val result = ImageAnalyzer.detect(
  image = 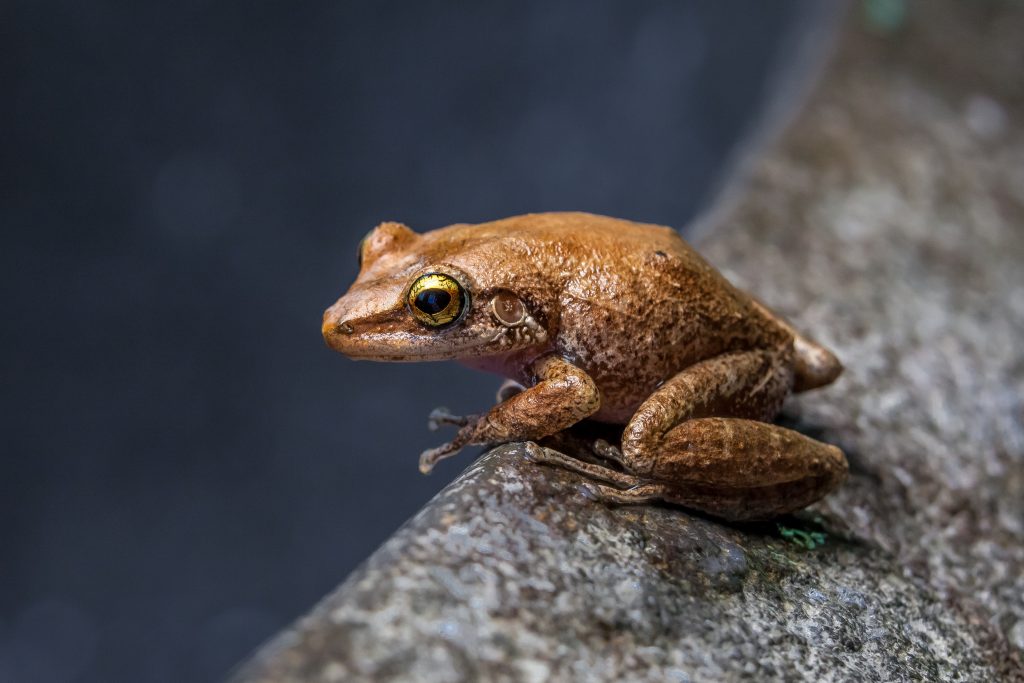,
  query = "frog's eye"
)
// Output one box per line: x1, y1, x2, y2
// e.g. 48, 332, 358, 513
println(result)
407, 273, 468, 327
